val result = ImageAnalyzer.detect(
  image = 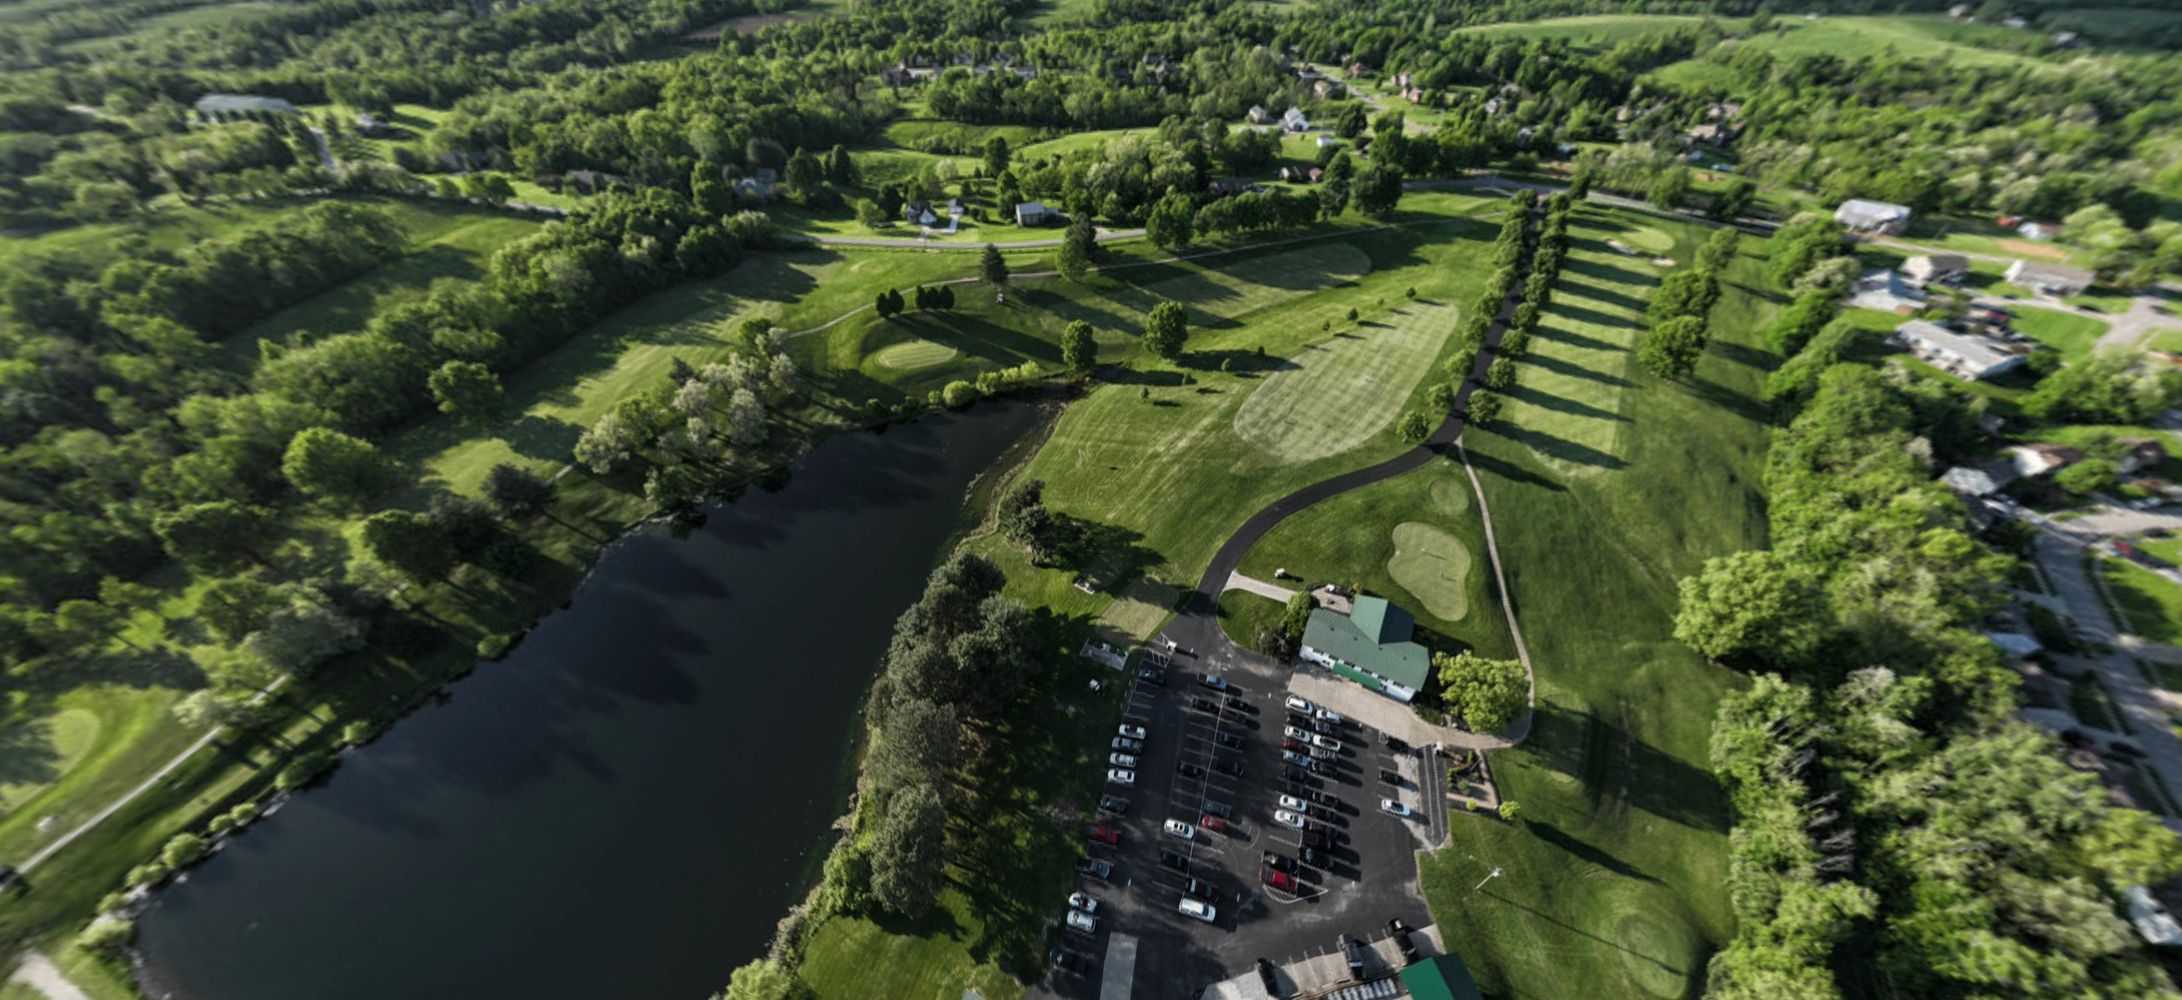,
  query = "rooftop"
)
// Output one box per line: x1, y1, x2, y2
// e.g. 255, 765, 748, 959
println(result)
1300, 596, 1431, 691
1894, 319, 2017, 373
